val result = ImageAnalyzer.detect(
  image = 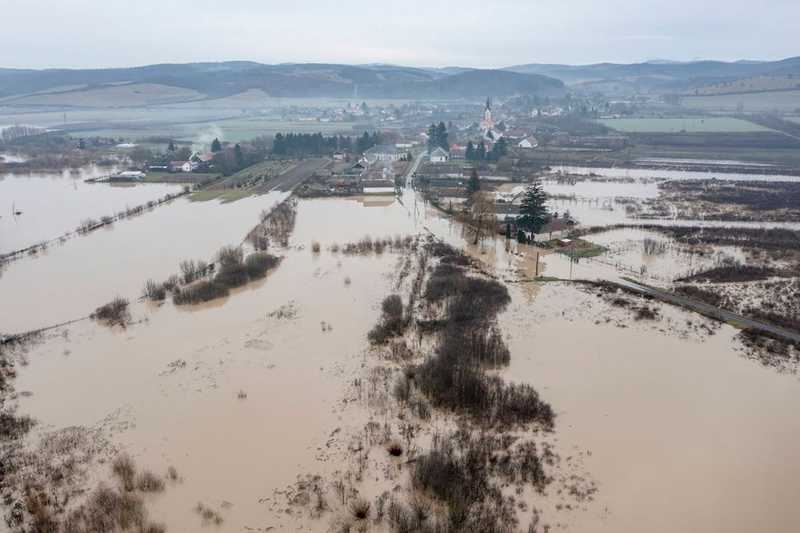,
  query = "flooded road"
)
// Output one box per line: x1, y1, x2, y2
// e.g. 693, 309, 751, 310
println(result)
5, 187, 800, 532
0, 168, 183, 254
